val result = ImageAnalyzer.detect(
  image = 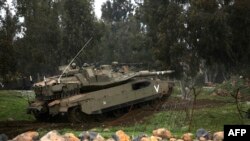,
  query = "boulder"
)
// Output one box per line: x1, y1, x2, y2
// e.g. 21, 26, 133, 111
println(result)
169, 138, 177, 141
40, 130, 65, 141
216, 89, 228, 96
103, 128, 110, 132
182, 133, 193, 141
64, 133, 80, 141
0, 134, 8, 141
79, 131, 97, 141
111, 134, 119, 141
133, 135, 160, 141
213, 131, 223, 141
199, 137, 206, 141
12, 131, 39, 141
79, 131, 105, 141
90, 128, 98, 132
149, 136, 162, 141
152, 128, 172, 139
106, 138, 116, 141
132, 134, 147, 141
196, 128, 210, 140
210, 92, 217, 96
115, 130, 130, 141
93, 134, 105, 141
140, 137, 150, 141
